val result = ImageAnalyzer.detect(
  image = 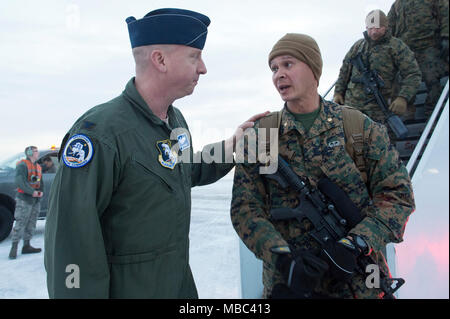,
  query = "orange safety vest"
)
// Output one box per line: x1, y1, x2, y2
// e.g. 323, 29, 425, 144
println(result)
16, 159, 42, 193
